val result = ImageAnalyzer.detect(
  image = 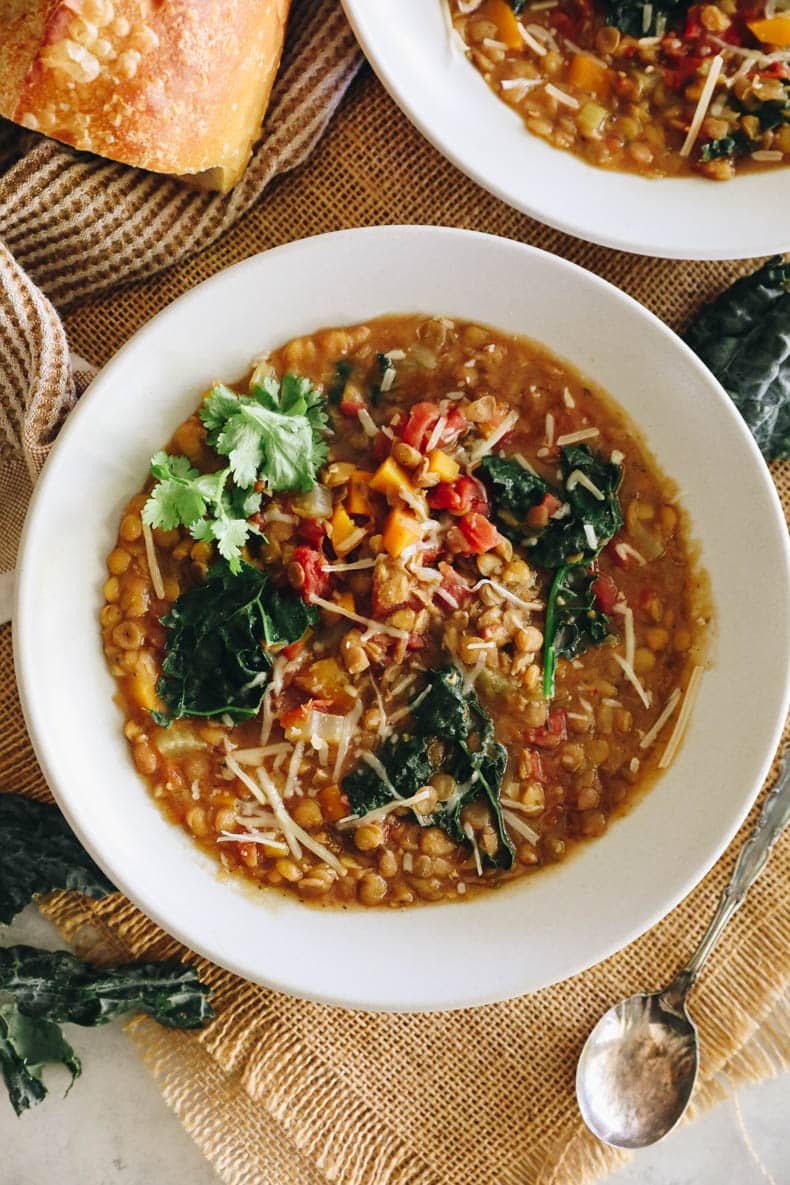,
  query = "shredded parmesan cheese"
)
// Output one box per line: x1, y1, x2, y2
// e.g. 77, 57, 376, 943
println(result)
615, 603, 635, 670
336, 787, 434, 832
141, 521, 165, 600
256, 766, 346, 874
308, 594, 409, 639
583, 523, 598, 551
640, 687, 682, 751
232, 743, 291, 764
612, 652, 651, 709
679, 54, 724, 157
359, 751, 402, 799
472, 578, 543, 613
436, 587, 460, 610
463, 822, 484, 876
217, 831, 289, 853
517, 21, 548, 54
467, 410, 520, 463
545, 83, 580, 109
425, 415, 448, 454
321, 558, 376, 573
614, 541, 646, 566
357, 407, 378, 437
556, 427, 600, 447
659, 667, 703, 769
503, 809, 540, 846
565, 469, 605, 501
